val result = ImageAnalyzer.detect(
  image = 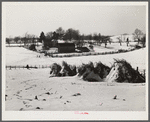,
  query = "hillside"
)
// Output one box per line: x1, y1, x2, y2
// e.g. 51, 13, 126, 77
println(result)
6, 46, 146, 70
